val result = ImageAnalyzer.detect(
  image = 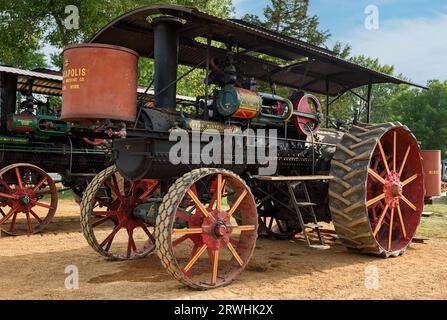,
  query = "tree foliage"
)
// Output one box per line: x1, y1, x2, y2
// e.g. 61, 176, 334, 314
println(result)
328, 55, 405, 124
386, 80, 447, 157
0, 0, 233, 69
241, 0, 350, 56
242, 0, 329, 46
